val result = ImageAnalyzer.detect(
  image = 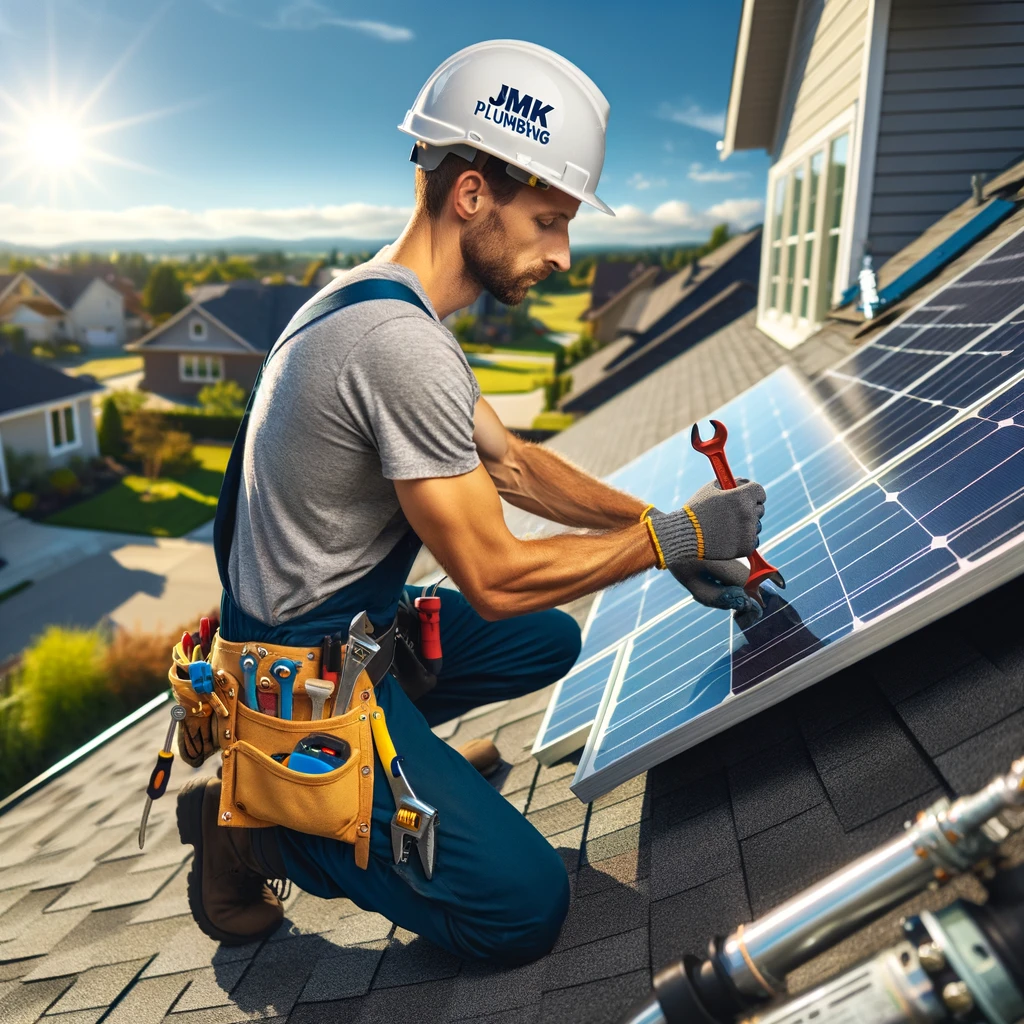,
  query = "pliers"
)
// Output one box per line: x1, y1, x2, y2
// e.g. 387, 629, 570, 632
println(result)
369, 709, 438, 879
